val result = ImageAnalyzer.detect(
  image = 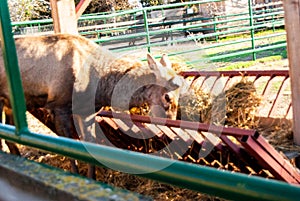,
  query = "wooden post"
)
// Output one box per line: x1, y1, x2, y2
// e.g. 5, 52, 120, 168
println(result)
75, 0, 92, 19
284, 0, 300, 145
50, 0, 78, 34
